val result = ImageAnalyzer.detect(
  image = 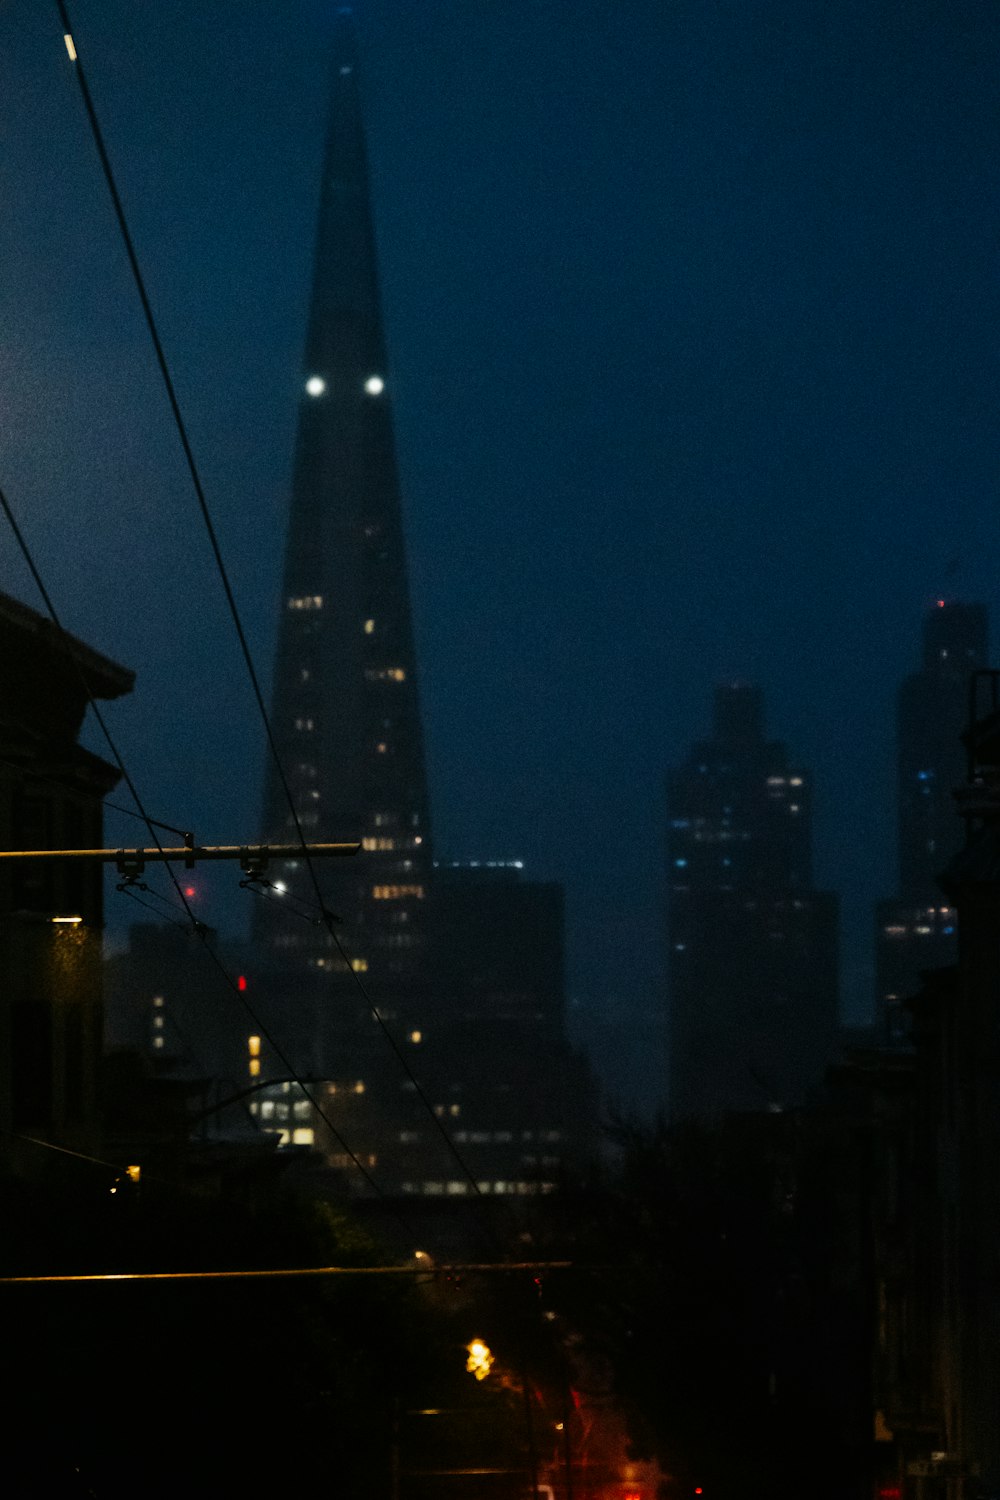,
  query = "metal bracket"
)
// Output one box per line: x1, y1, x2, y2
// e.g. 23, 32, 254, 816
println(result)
115, 850, 146, 884
239, 846, 270, 881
